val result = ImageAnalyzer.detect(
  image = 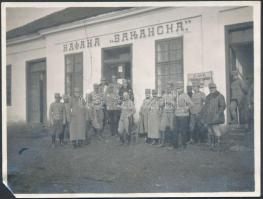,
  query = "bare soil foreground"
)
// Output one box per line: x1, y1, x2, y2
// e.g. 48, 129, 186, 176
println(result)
7, 123, 254, 194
